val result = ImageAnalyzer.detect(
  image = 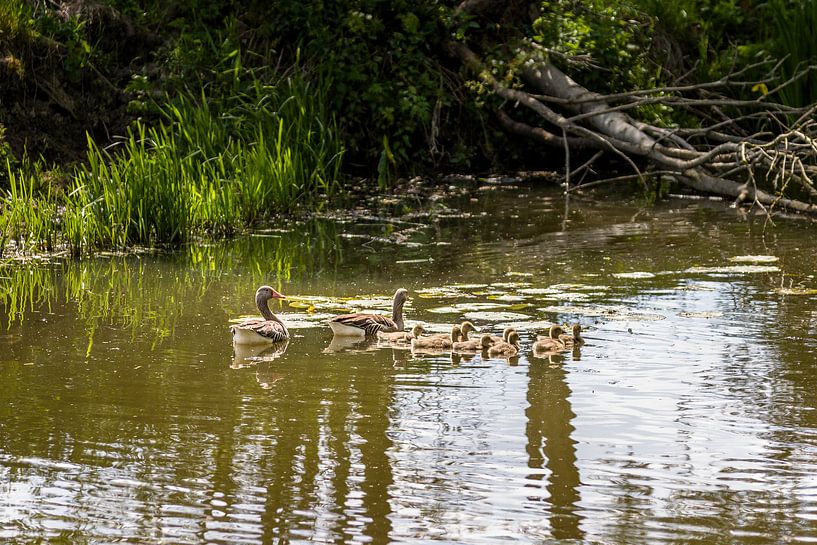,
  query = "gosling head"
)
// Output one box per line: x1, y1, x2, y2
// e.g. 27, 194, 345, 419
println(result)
572, 323, 583, 337
451, 324, 462, 342
508, 331, 521, 347
411, 324, 425, 338
502, 327, 516, 341
480, 334, 494, 349
460, 321, 478, 339
549, 325, 565, 339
